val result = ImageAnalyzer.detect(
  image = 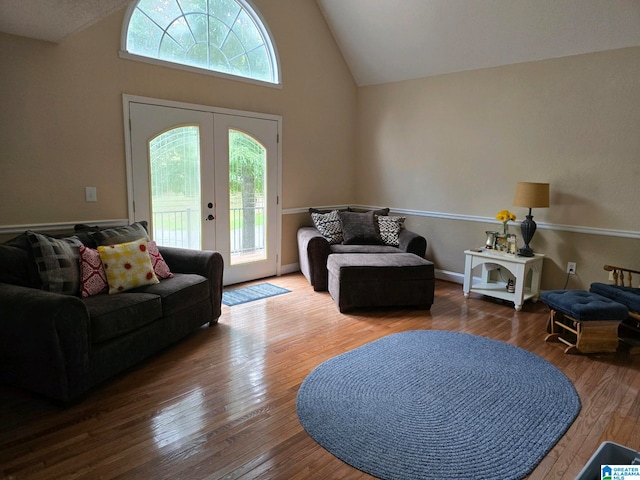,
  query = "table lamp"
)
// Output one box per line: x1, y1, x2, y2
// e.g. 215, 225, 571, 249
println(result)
513, 182, 549, 257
